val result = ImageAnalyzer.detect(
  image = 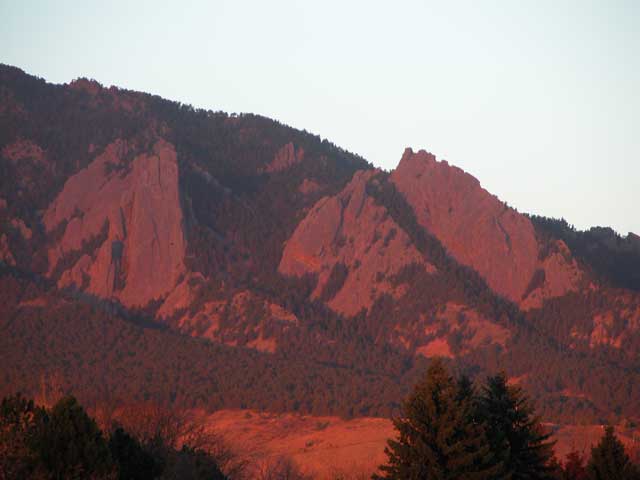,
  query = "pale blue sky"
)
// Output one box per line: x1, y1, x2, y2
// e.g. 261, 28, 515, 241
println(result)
1, 0, 638, 234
